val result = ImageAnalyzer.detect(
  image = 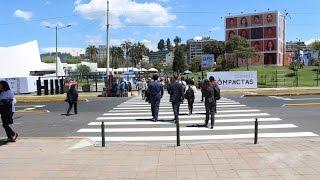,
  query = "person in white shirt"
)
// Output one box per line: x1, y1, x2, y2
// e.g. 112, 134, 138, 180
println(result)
0, 81, 18, 142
